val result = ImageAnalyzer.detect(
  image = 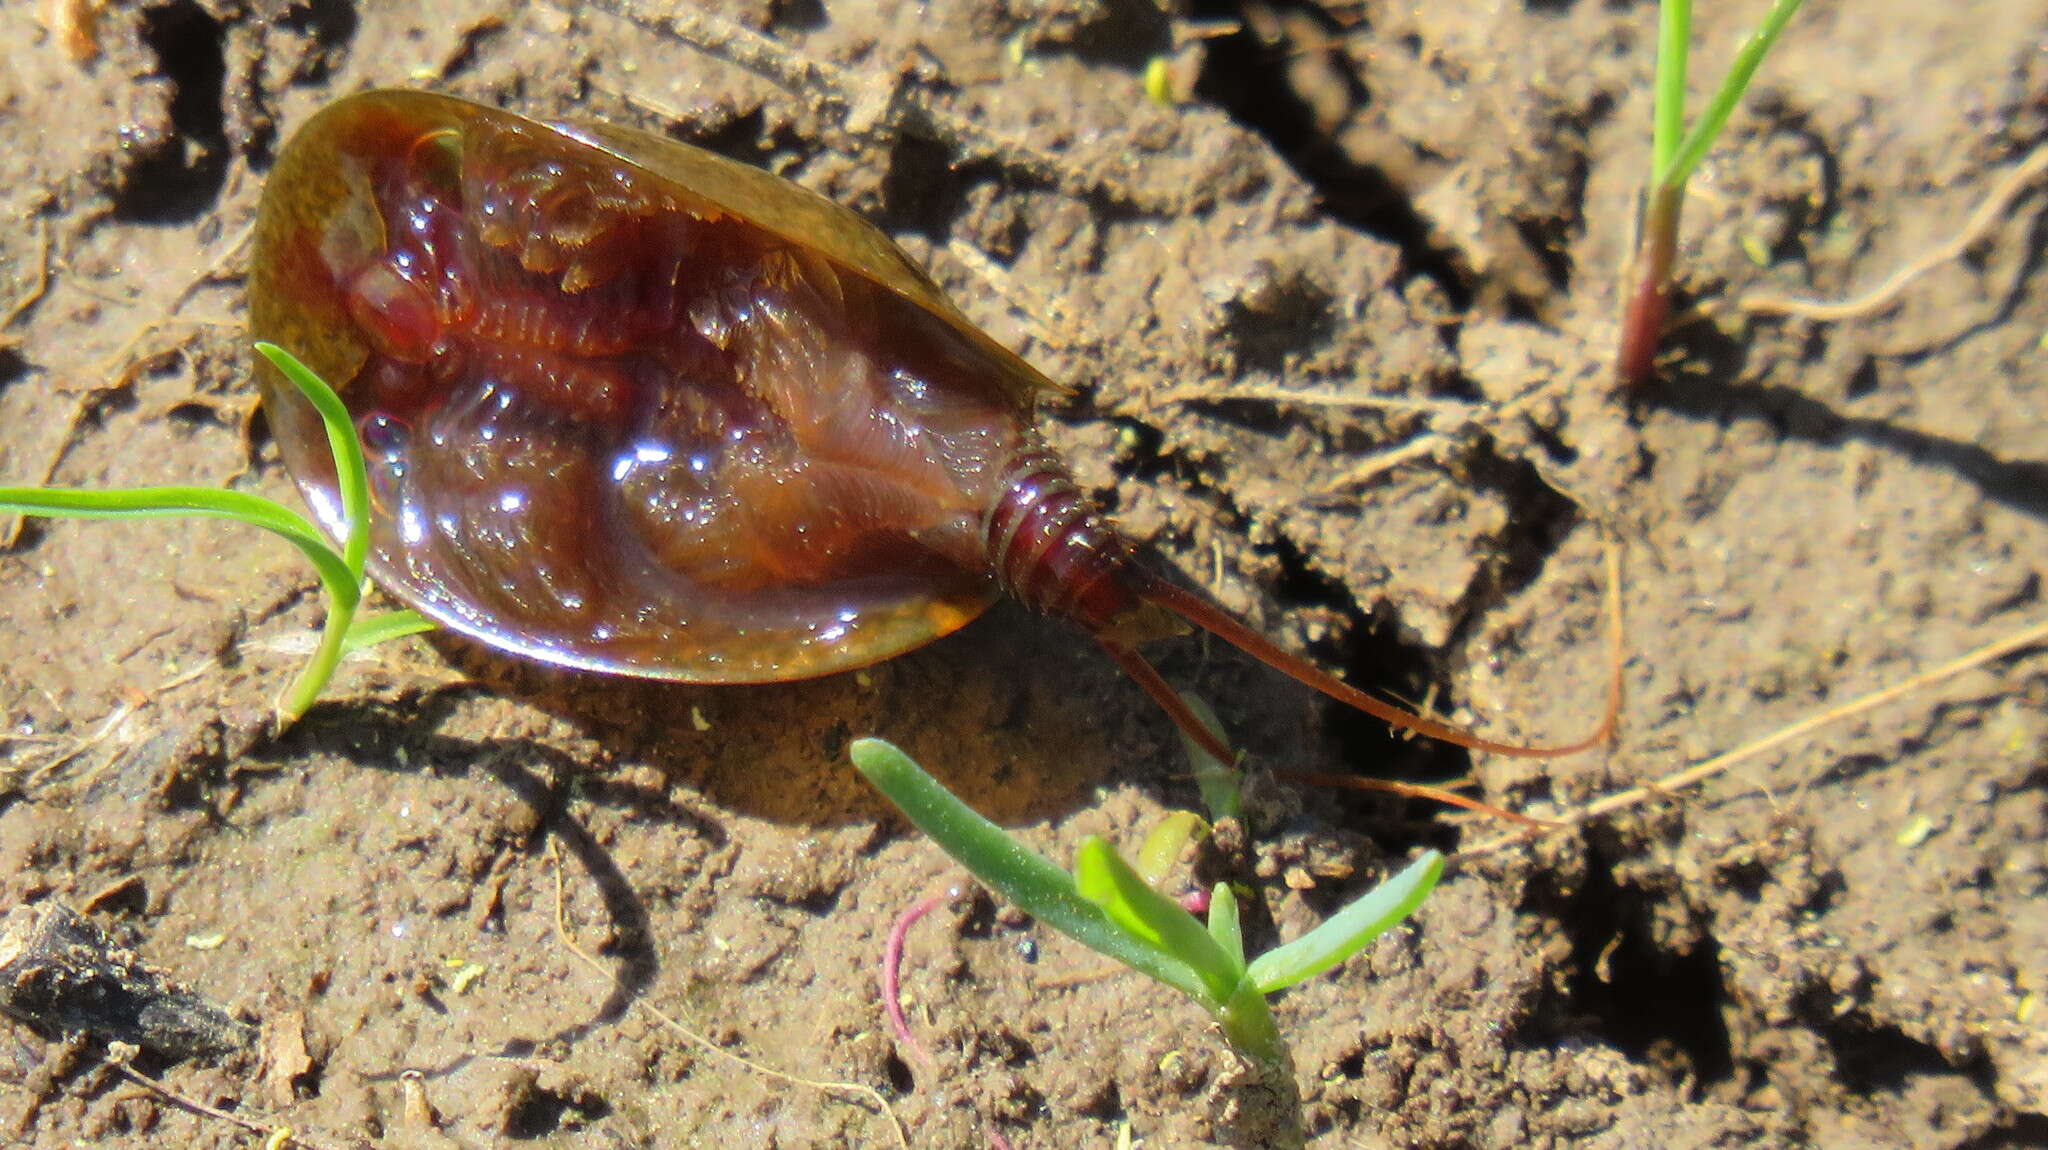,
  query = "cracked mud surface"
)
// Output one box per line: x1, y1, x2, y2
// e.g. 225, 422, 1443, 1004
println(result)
1, 0, 2044, 1146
